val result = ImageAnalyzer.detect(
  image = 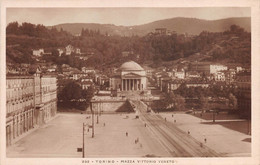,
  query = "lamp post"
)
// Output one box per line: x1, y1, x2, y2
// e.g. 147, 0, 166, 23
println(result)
90, 101, 94, 138
96, 103, 99, 124
82, 122, 87, 158
212, 110, 216, 123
